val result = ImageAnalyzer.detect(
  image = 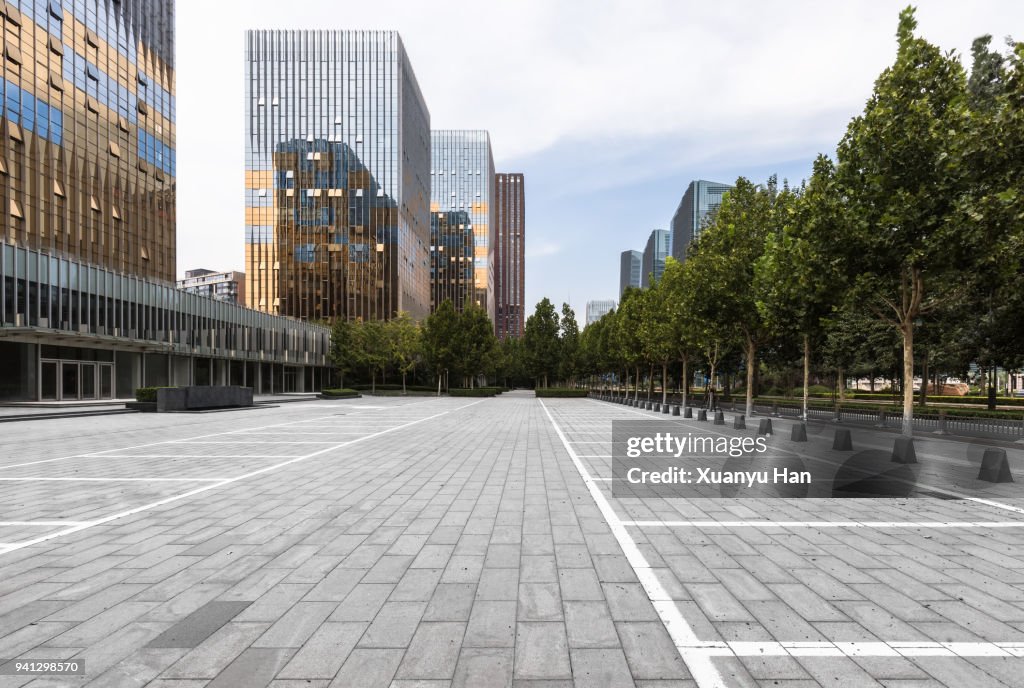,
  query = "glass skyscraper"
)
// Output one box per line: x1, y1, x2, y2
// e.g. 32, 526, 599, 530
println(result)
0, 0, 176, 282
494, 172, 524, 339
619, 249, 641, 297
245, 30, 432, 321
0, 3, 331, 401
641, 228, 671, 287
586, 299, 615, 325
429, 130, 495, 319
670, 179, 732, 263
